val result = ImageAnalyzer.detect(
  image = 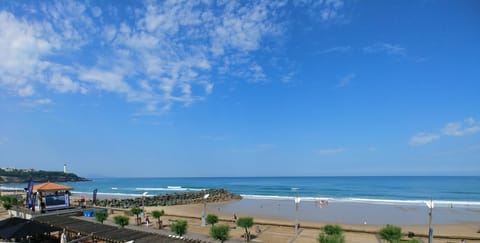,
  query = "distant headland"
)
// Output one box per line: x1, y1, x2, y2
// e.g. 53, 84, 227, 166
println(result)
0, 167, 89, 183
